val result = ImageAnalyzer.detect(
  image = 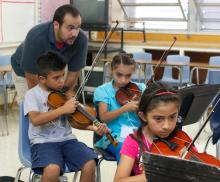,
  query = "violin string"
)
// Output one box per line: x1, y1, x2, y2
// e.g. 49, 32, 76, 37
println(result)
152, 142, 162, 154
173, 136, 190, 144
74, 21, 119, 100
